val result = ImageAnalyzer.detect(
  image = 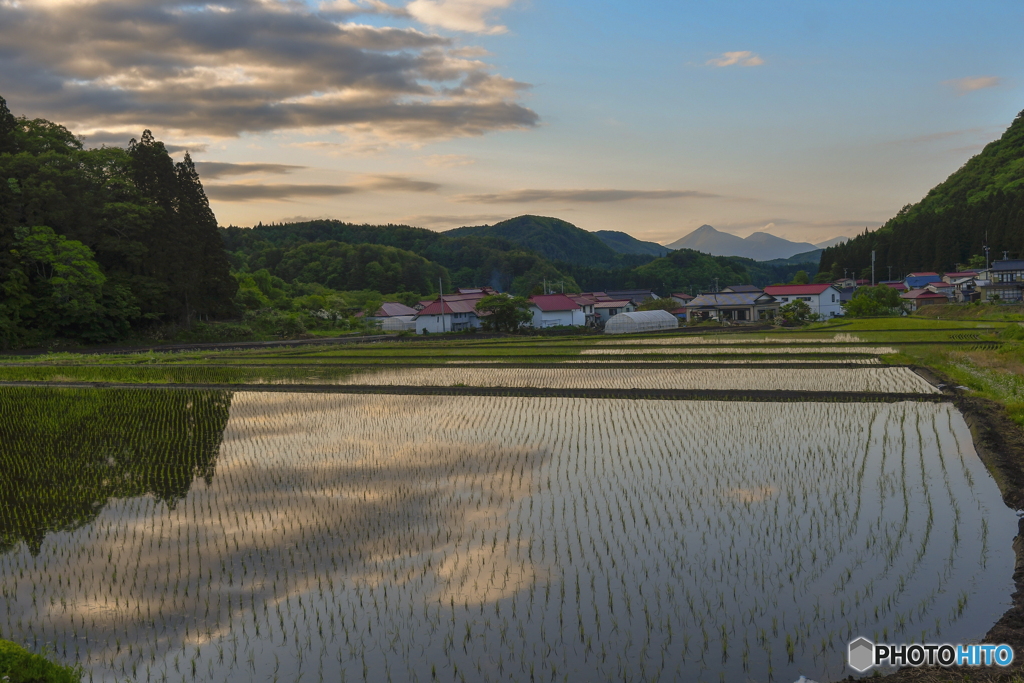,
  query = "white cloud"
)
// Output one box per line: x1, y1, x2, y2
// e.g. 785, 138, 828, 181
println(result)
406, 0, 515, 34
944, 76, 1001, 95
706, 51, 764, 67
